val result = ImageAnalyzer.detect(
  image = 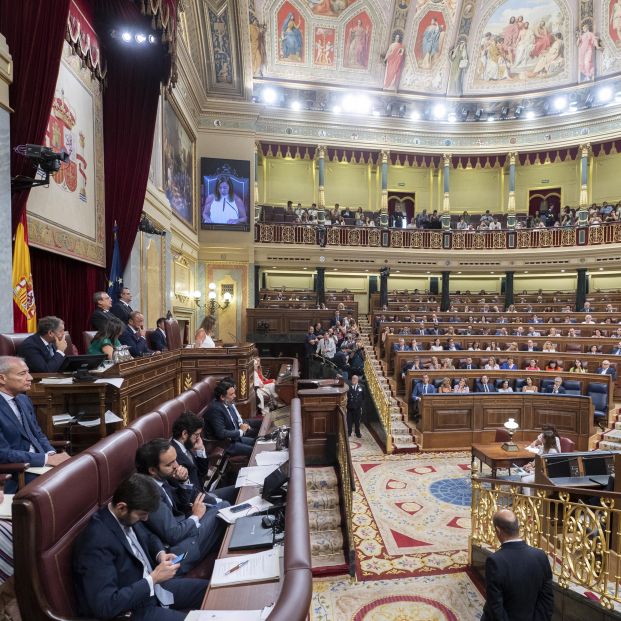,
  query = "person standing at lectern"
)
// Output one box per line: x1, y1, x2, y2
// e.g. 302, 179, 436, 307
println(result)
16, 316, 68, 373
347, 374, 364, 438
